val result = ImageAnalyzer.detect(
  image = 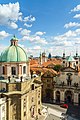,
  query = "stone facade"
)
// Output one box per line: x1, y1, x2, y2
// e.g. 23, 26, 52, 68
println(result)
41, 71, 56, 103
0, 77, 42, 120
53, 67, 80, 105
